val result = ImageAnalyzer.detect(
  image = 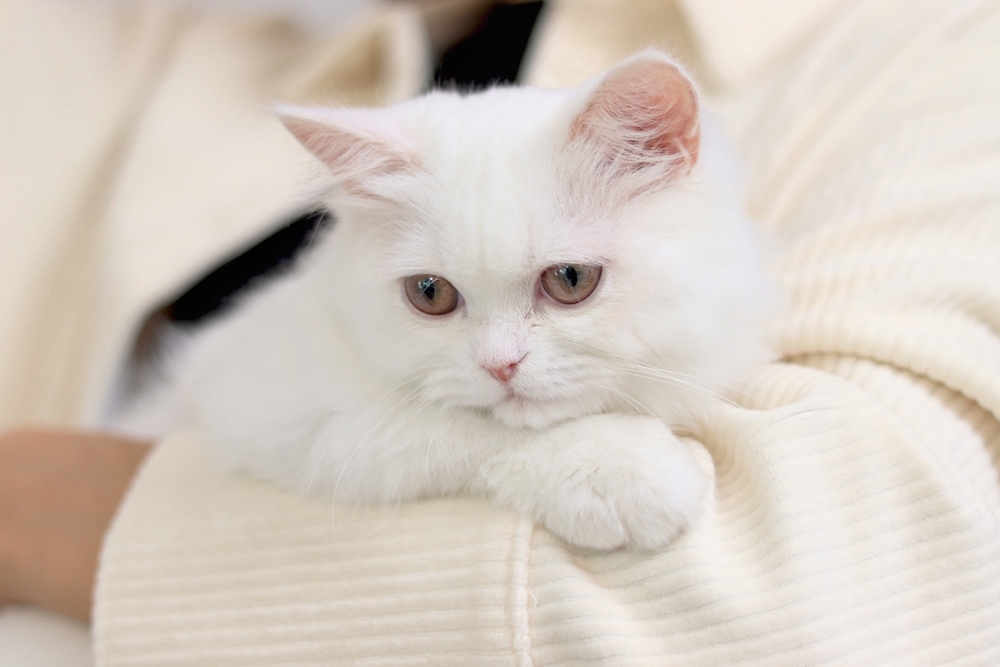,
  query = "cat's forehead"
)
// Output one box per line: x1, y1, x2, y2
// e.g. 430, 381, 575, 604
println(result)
390, 89, 592, 275
409, 86, 573, 146
373, 86, 619, 298
392, 192, 612, 298
416, 95, 563, 186
396, 175, 557, 283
